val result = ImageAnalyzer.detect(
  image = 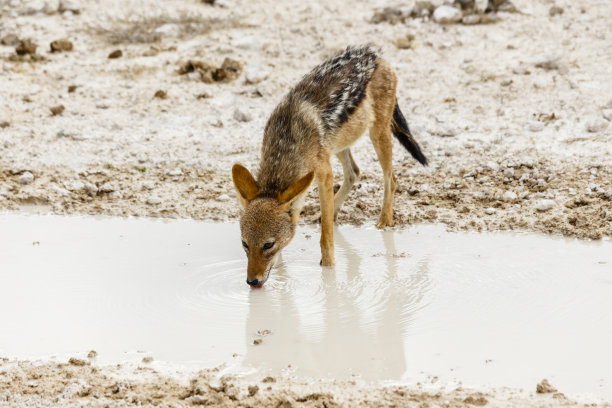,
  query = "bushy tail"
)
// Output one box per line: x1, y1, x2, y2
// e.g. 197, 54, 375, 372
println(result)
391, 102, 428, 166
